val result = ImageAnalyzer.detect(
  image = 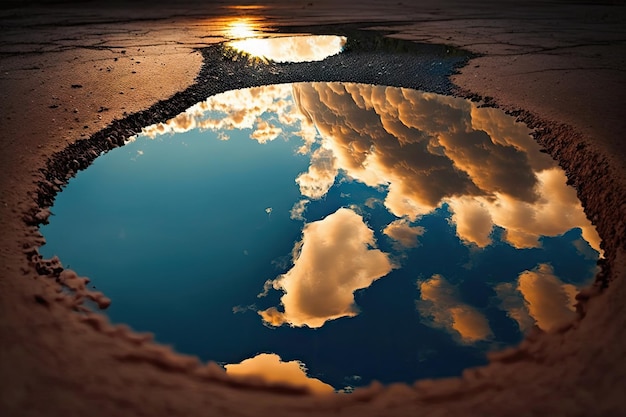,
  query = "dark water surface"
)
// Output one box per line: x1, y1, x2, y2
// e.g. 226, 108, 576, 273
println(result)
41, 82, 600, 392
